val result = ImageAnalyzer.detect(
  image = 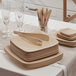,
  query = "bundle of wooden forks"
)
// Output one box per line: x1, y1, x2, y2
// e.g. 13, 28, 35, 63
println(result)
37, 8, 52, 32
